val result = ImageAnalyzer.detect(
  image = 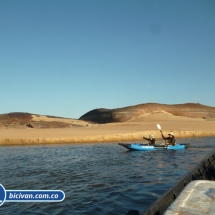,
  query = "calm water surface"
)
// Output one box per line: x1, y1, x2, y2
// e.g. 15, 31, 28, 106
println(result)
1, 137, 215, 215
